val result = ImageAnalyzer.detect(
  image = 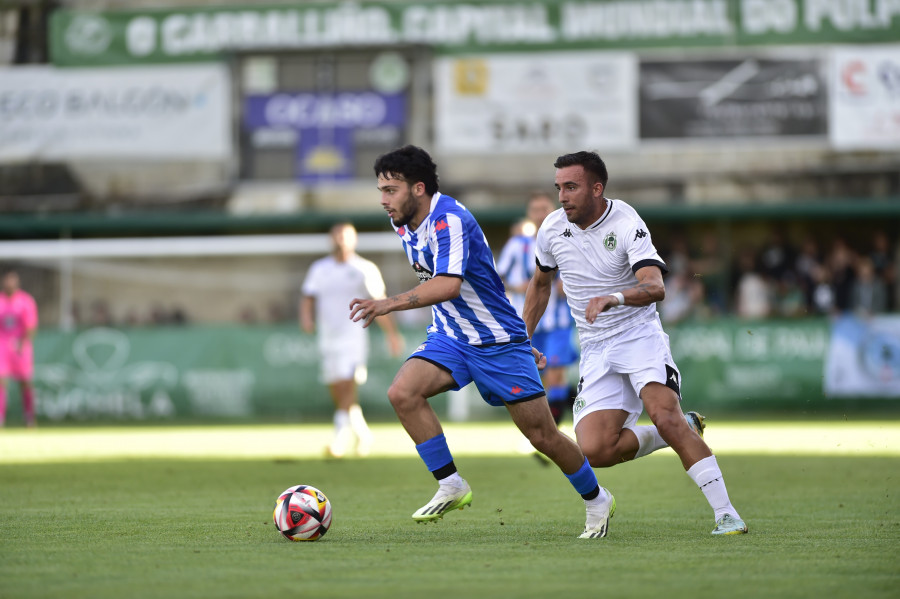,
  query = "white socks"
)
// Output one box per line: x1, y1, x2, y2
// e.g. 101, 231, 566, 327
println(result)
687, 455, 740, 521
584, 486, 612, 508
329, 409, 353, 455
348, 404, 370, 438
439, 472, 467, 490
626, 424, 668, 459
